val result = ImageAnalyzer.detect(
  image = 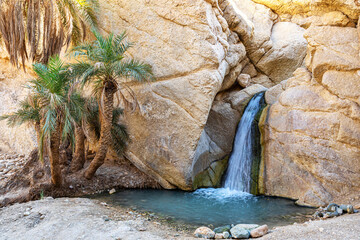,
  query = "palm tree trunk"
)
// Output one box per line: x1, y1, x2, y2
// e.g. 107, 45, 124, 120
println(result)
84, 81, 116, 179
70, 125, 86, 172
49, 120, 62, 187
34, 121, 41, 147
